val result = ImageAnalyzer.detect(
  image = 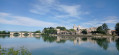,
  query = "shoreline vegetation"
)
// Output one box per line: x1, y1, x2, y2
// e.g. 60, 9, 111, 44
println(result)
0, 45, 31, 55
56, 35, 119, 38
0, 23, 119, 37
